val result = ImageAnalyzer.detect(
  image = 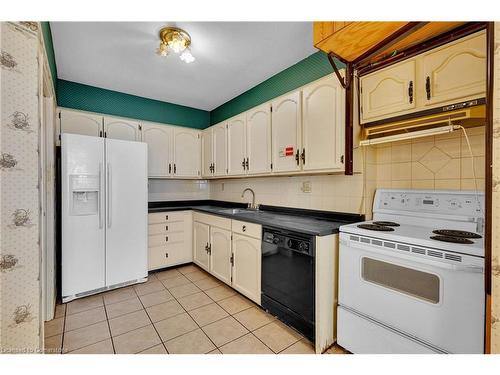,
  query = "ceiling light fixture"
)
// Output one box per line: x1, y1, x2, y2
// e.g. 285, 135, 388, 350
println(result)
157, 26, 195, 63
